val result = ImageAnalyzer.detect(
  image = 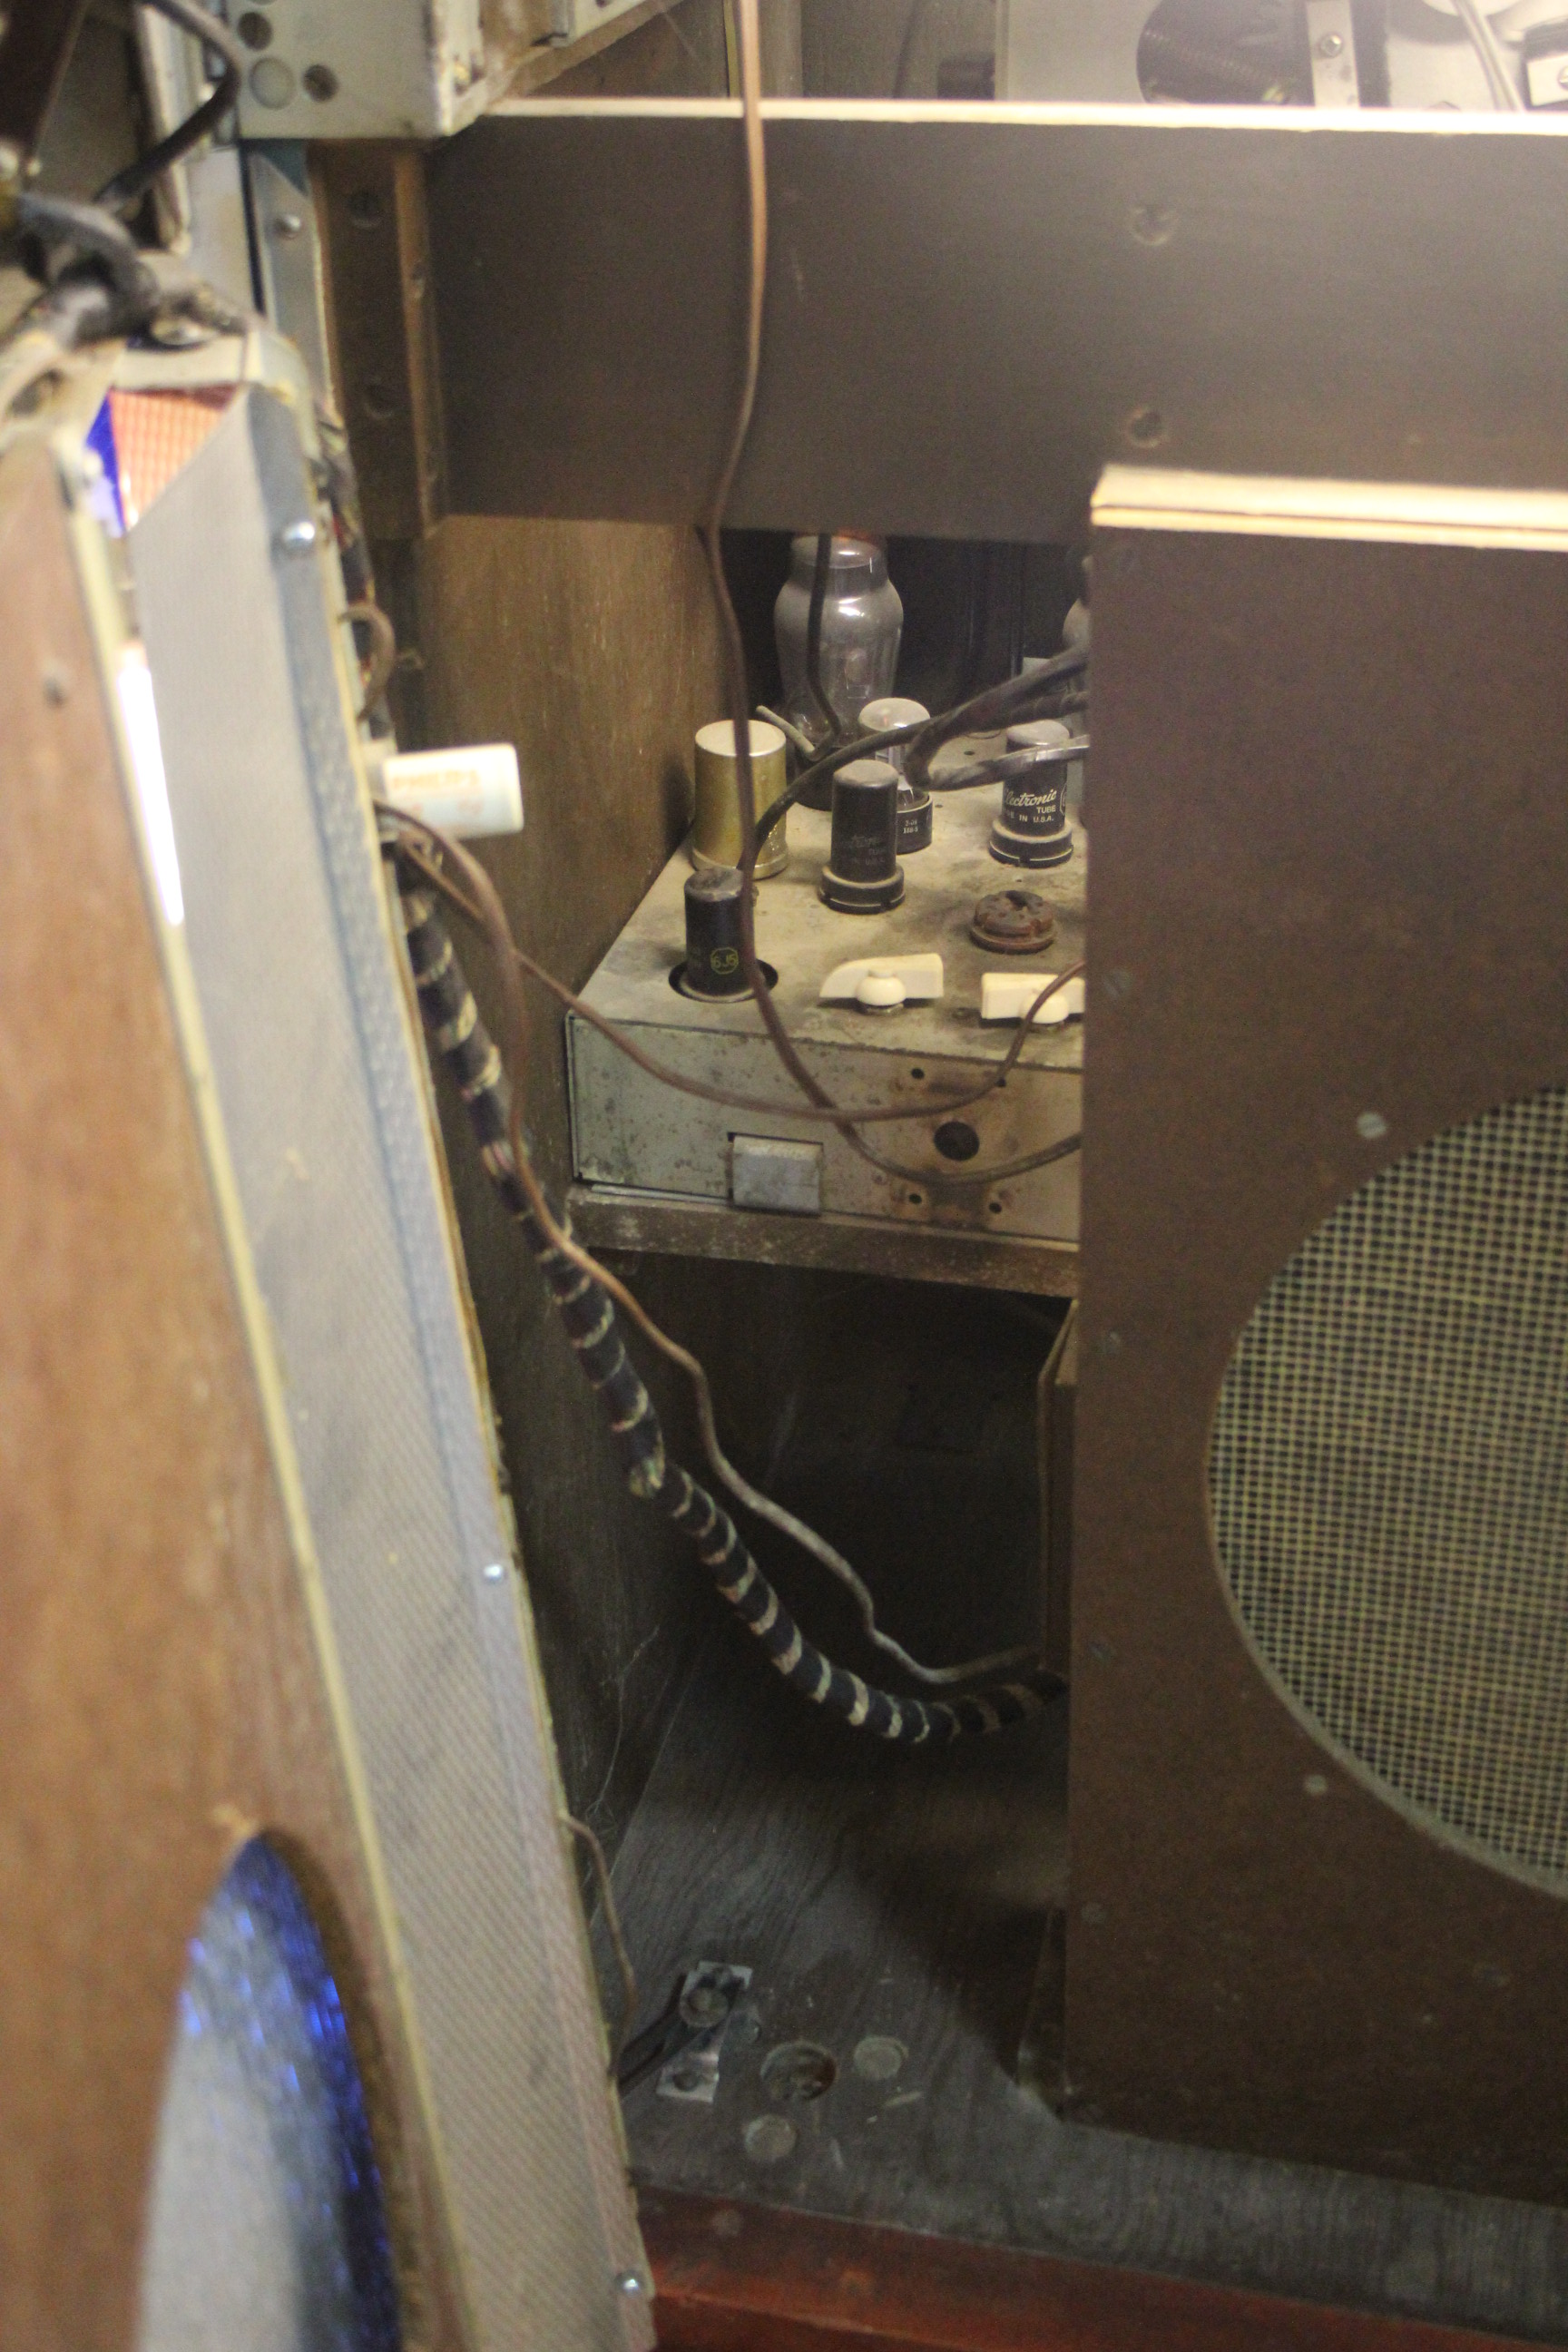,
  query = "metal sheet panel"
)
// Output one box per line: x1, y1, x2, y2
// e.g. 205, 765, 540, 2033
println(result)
567, 783, 1083, 1249
132, 389, 651, 2352
427, 101, 1568, 539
